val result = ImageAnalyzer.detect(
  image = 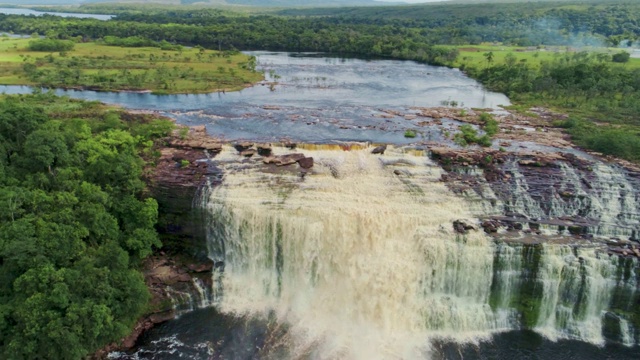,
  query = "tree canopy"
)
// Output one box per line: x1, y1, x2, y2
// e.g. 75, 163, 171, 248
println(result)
0, 92, 173, 359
